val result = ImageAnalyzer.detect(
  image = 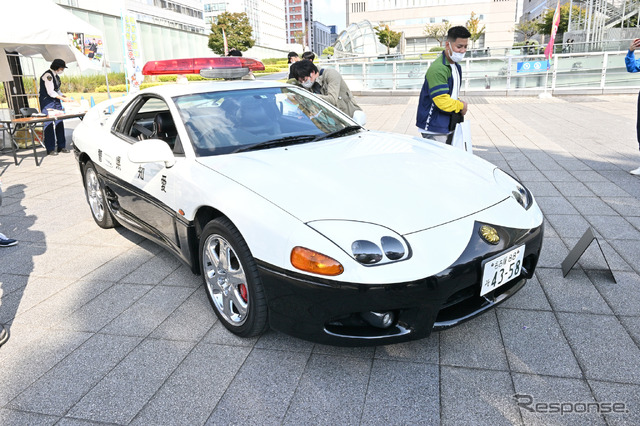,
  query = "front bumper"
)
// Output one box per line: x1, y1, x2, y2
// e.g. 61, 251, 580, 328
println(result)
258, 221, 544, 346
